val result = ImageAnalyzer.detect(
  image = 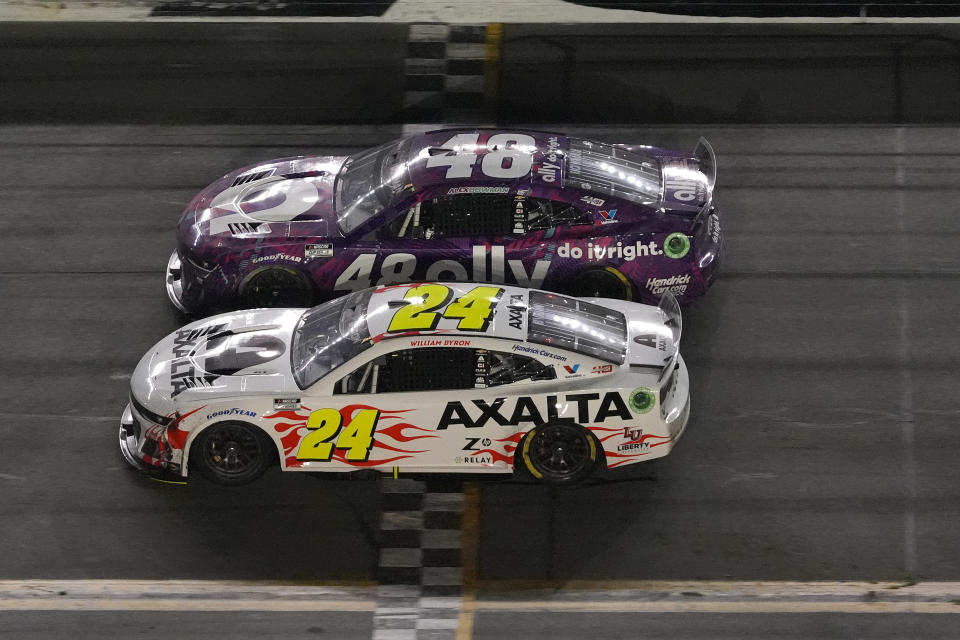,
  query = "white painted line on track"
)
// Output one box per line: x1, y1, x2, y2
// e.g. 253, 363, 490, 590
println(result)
0, 580, 375, 598
6, 0, 960, 23
473, 580, 960, 599
3, 581, 960, 614
0, 580, 374, 611
0, 599, 375, 612
470, 601, 960, 614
